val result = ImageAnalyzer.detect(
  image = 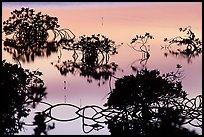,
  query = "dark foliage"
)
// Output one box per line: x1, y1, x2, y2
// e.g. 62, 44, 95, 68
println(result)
104, 66, 199, 135
131, 32, 154, 45
3, 39, 60, 63
0, 60, 47, 135
3, 7, 58, 46
23, 66, 201, 135
74, 34, 118, 63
